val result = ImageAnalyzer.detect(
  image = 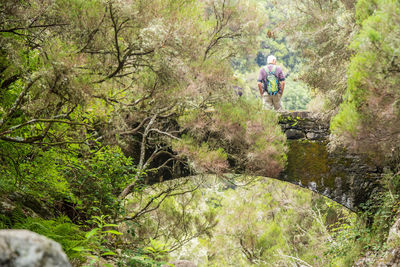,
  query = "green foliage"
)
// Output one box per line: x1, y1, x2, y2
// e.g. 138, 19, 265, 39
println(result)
330, 101, 361, 137
356, 0, 378, 23
179, 97, 287, 177
0, 0, 271, 208
0, 142, 68, 199
167, 177, 349, 266
0, 143, 134, 220
331, 0, 400, 163
281, 77, 311, 110
120, 249, 167, 267
0, 1, 279, 265
232, 0, 312, 113
6, 1, 400, 266
61, 146, 135, 218
254, 1, 301, 74
173, 136, 228, 174
326, 172, 400, 265
279, 0, 355, 114
72, 215, 123, 265
143, 238, 170, 262
0, 205, 27, 229
14, 215, 86, 261
0, 214, 12, 229
124, 178, 218, 256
